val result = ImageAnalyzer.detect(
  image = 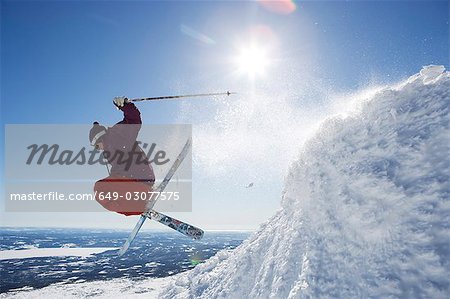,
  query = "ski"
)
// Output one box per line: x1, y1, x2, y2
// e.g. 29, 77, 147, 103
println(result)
146, 209, 204, 240
118, 137, 192, 256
